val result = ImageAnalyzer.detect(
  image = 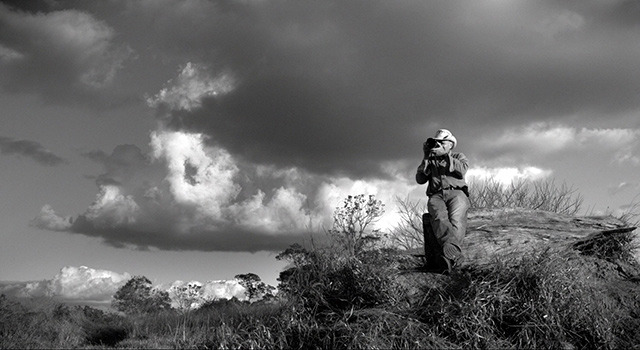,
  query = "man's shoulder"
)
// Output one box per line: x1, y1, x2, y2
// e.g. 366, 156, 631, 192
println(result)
451, 151, 467, 159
